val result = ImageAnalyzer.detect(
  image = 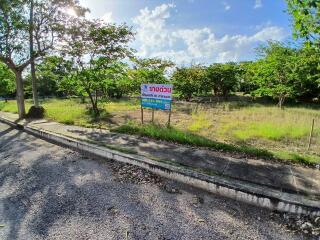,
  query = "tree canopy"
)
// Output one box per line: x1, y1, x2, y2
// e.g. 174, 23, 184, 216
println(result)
61, 18, 134, 115
0, 62, 15, 100
286, 0, 320, 49
0, 0, 85, 117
